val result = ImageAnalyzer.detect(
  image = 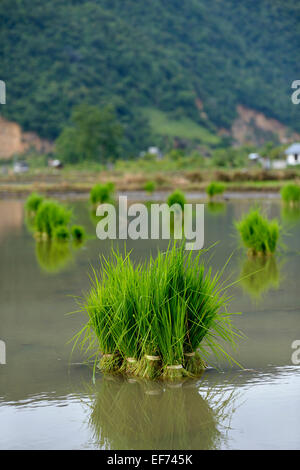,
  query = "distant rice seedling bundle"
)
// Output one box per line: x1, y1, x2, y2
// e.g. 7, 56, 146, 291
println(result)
281, 183, 300, 207
25, 193, 86, 243
90, 182, 115, 205
25, 192, 44, 216
235, 208, 280, 257
206, 182, 225, 201
143, 180, 156, 194
167, 190, 187, 210
34, 200, 72, 240
74, 244, 241, 381
71, 225, 86, 243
